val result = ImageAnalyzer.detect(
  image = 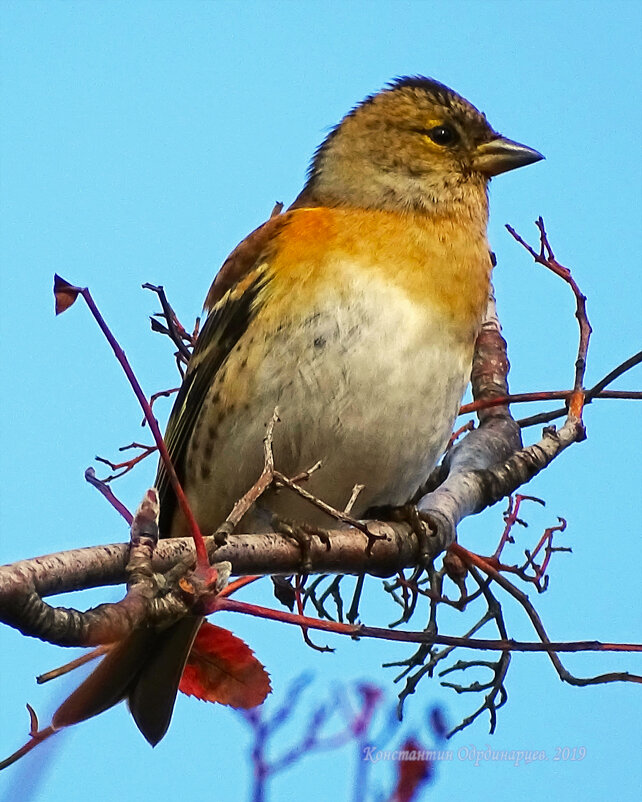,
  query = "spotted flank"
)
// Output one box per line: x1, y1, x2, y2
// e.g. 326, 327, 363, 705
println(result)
155, 263, 272, 536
